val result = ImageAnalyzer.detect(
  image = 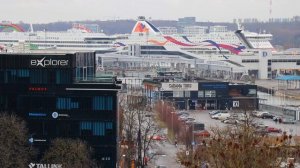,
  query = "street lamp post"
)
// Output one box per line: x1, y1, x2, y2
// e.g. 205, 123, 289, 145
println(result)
192, 123, 195, 151
186, 99, 190, 110
170, 111, 176, 139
